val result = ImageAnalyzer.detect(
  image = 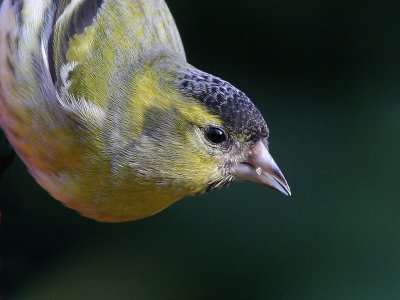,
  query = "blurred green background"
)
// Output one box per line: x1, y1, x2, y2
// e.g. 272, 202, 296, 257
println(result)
2, 0, 400, 299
